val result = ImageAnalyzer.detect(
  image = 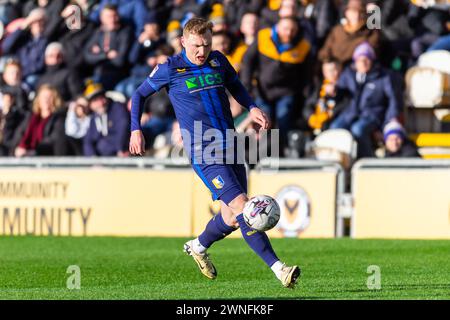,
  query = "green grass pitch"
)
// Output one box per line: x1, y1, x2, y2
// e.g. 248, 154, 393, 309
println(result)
0, 236, 449, 300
